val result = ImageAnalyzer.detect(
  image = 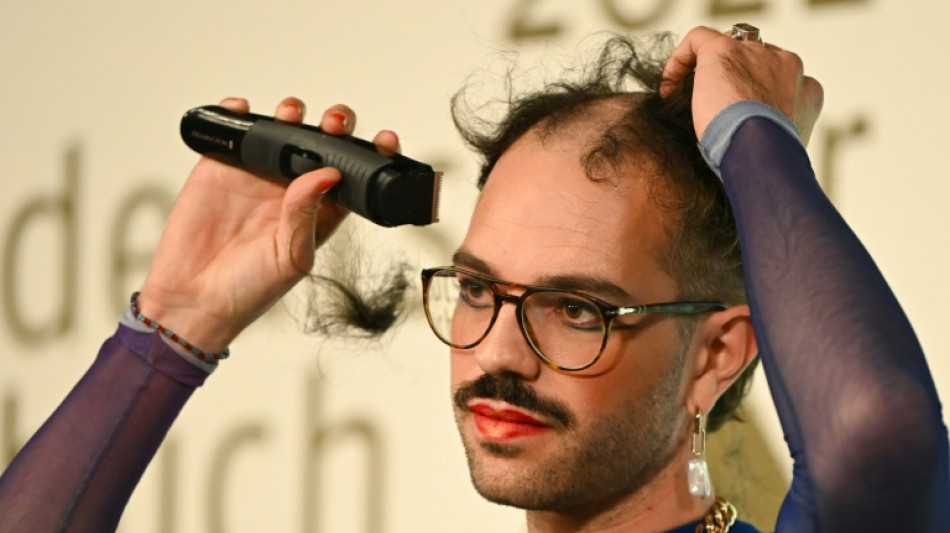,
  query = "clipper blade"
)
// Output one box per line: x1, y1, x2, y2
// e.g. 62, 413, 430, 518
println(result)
431, 171, 444, 223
